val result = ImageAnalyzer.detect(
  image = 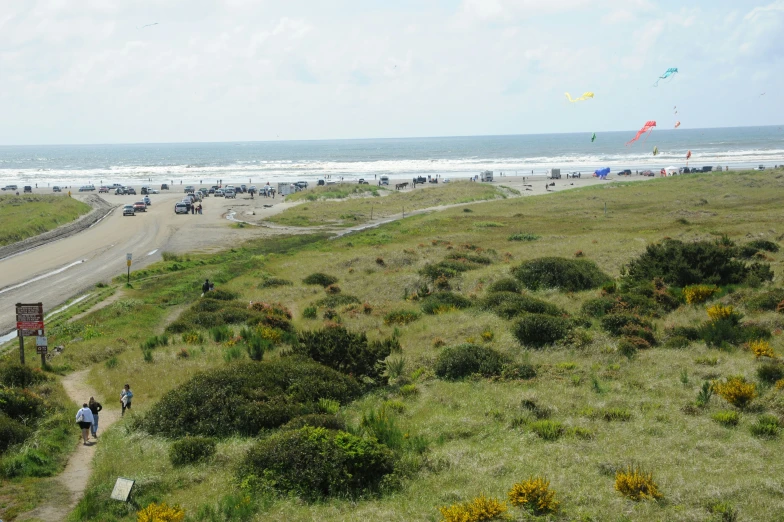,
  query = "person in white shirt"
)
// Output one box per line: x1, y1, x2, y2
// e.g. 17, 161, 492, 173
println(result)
75, 403, 95, 445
